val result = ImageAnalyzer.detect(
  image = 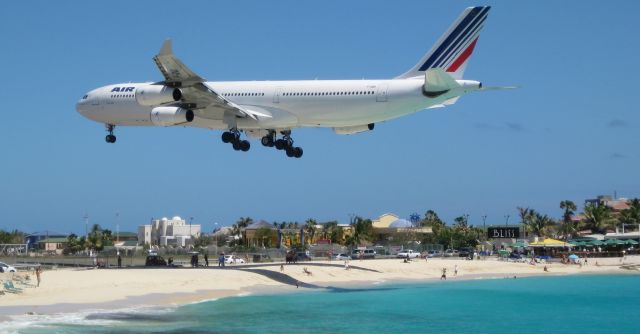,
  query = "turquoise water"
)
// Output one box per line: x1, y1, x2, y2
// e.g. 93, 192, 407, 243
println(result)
5, 274, 640, 333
